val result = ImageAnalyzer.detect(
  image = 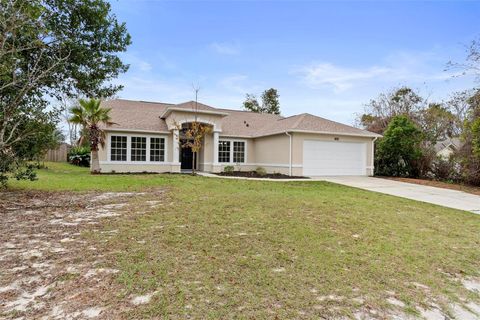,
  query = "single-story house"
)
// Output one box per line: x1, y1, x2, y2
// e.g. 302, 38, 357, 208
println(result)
98, 99, 381, 176
435, 137, 461, 159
